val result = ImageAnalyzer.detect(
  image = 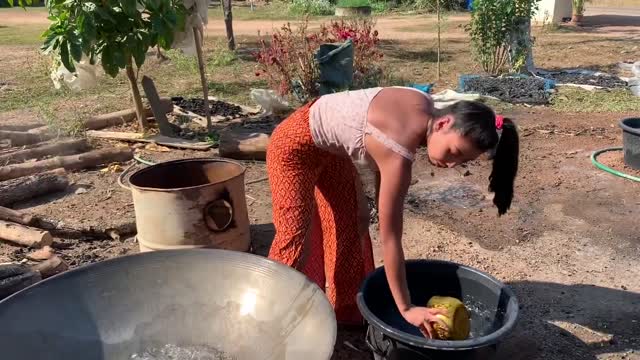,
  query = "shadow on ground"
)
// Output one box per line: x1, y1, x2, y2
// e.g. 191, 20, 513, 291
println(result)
584, 15, 640, 28
332, 281, 640, 359
495, 281, 639, 360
